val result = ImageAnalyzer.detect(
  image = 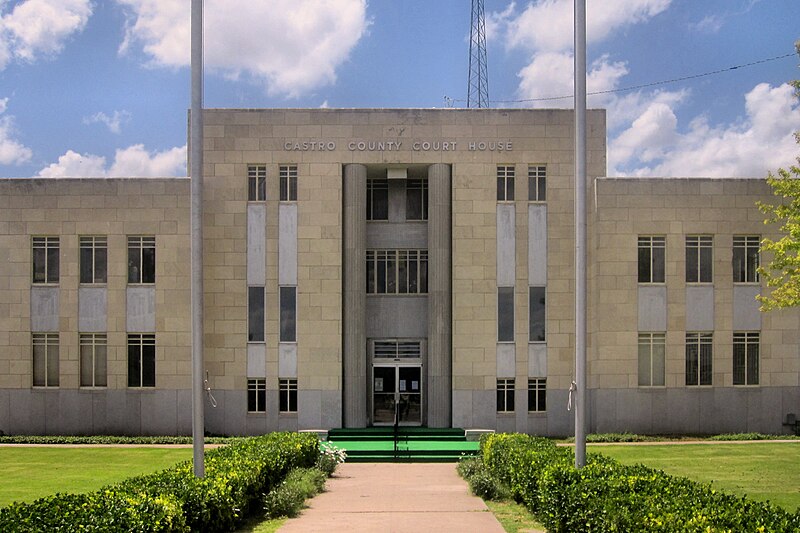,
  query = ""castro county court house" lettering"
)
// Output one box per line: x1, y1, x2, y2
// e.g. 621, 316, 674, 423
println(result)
283, 139, 513, 152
